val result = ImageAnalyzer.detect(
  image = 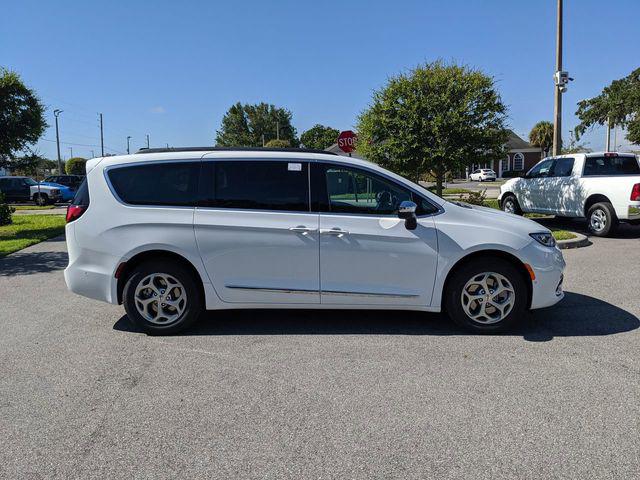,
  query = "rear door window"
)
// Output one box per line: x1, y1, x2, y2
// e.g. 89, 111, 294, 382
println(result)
211, 161, 309, 212
551, 158, 575, 177
583, 156, 640, 176
107, 161, 200, 206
